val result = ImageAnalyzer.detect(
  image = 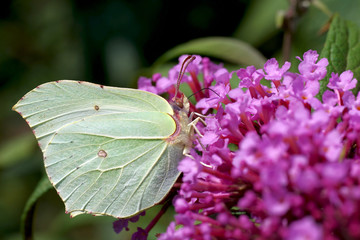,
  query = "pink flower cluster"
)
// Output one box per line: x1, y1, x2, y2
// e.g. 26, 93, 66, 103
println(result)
135, 50, 360, 239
